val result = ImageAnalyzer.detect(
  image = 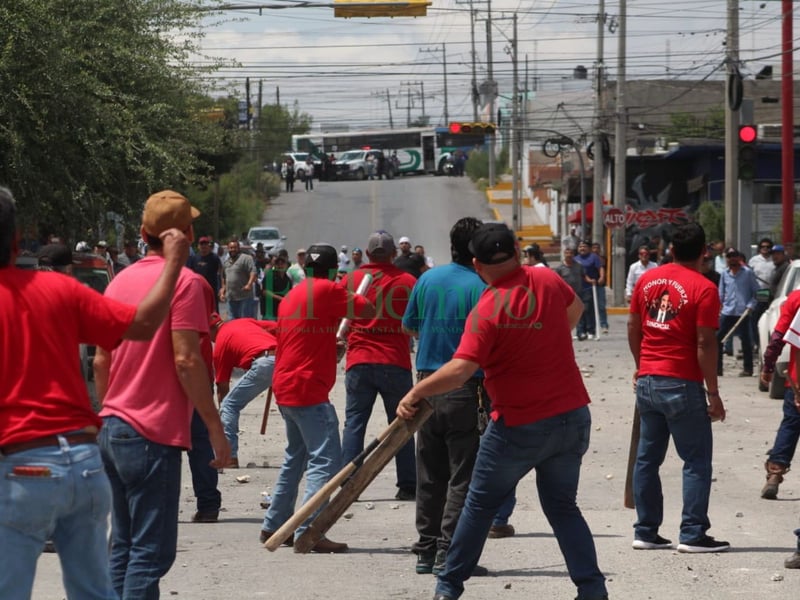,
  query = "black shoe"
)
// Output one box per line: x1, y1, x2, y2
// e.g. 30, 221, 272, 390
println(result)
433, 595, 454, 600
577, 334, 588, 341
738, 370, 753, 377
191, 511, 219, 523
632, 534, 673, 549
677, 536, 730, 553
785, 551, 800, 569
416, 552, 435, 574
432, 548, 447, 575
395, 487, 416, 501
488, 523, 515, 538
42, 540, 56, 553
